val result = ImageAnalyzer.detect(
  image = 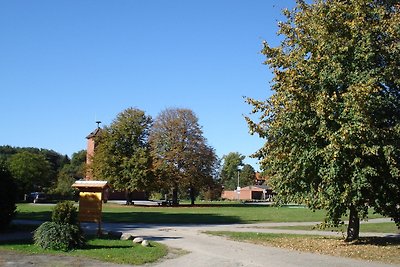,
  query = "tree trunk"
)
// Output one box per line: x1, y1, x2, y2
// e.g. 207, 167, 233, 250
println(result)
125, 191, 132, 205
172, 187, 179, 206
189, 187, 195, 206
345, 205, 360, 242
